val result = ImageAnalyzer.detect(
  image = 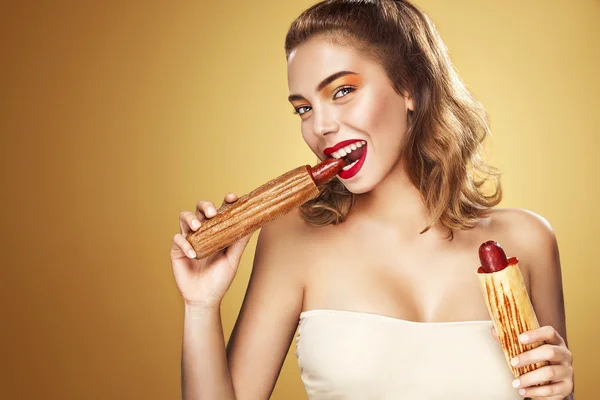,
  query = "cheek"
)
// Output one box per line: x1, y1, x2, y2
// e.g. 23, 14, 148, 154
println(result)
300, 122, 320, 153
345, 89, 408, 147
